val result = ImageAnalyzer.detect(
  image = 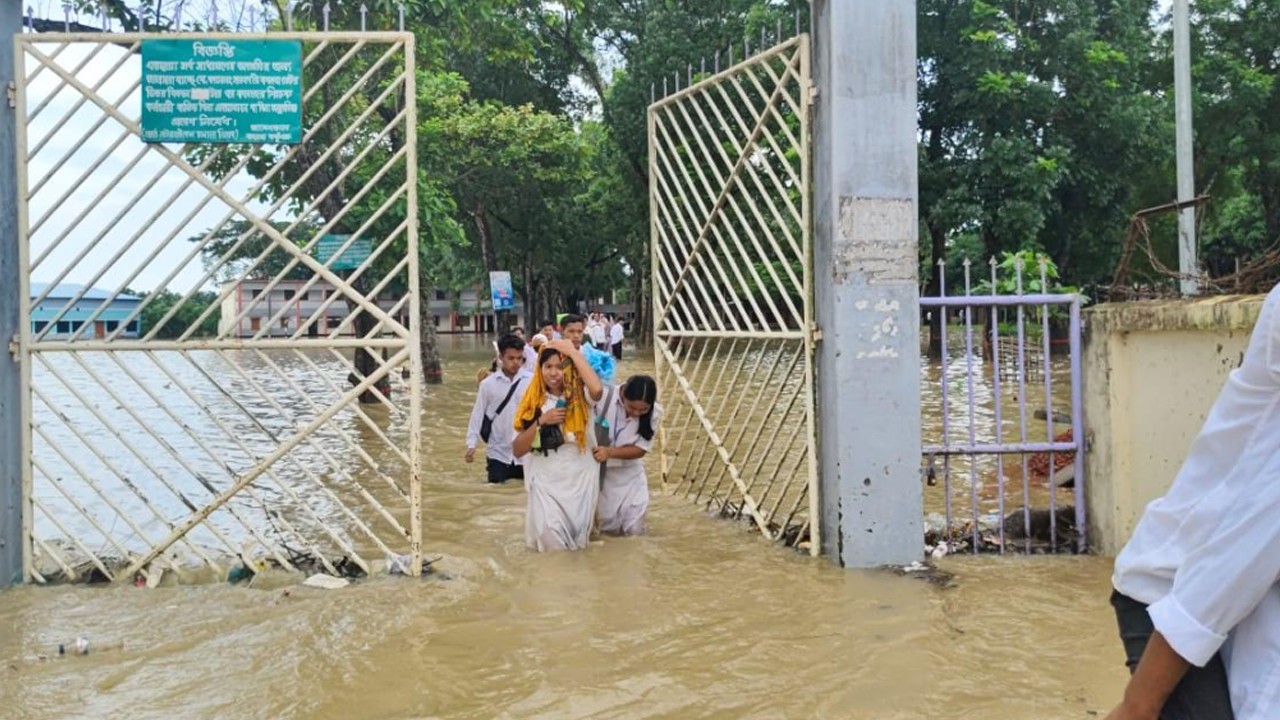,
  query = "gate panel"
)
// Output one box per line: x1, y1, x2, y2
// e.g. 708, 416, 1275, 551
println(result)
16, 31, 421, 583
919, 258, 1086, 555
648, 36, 818, 553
